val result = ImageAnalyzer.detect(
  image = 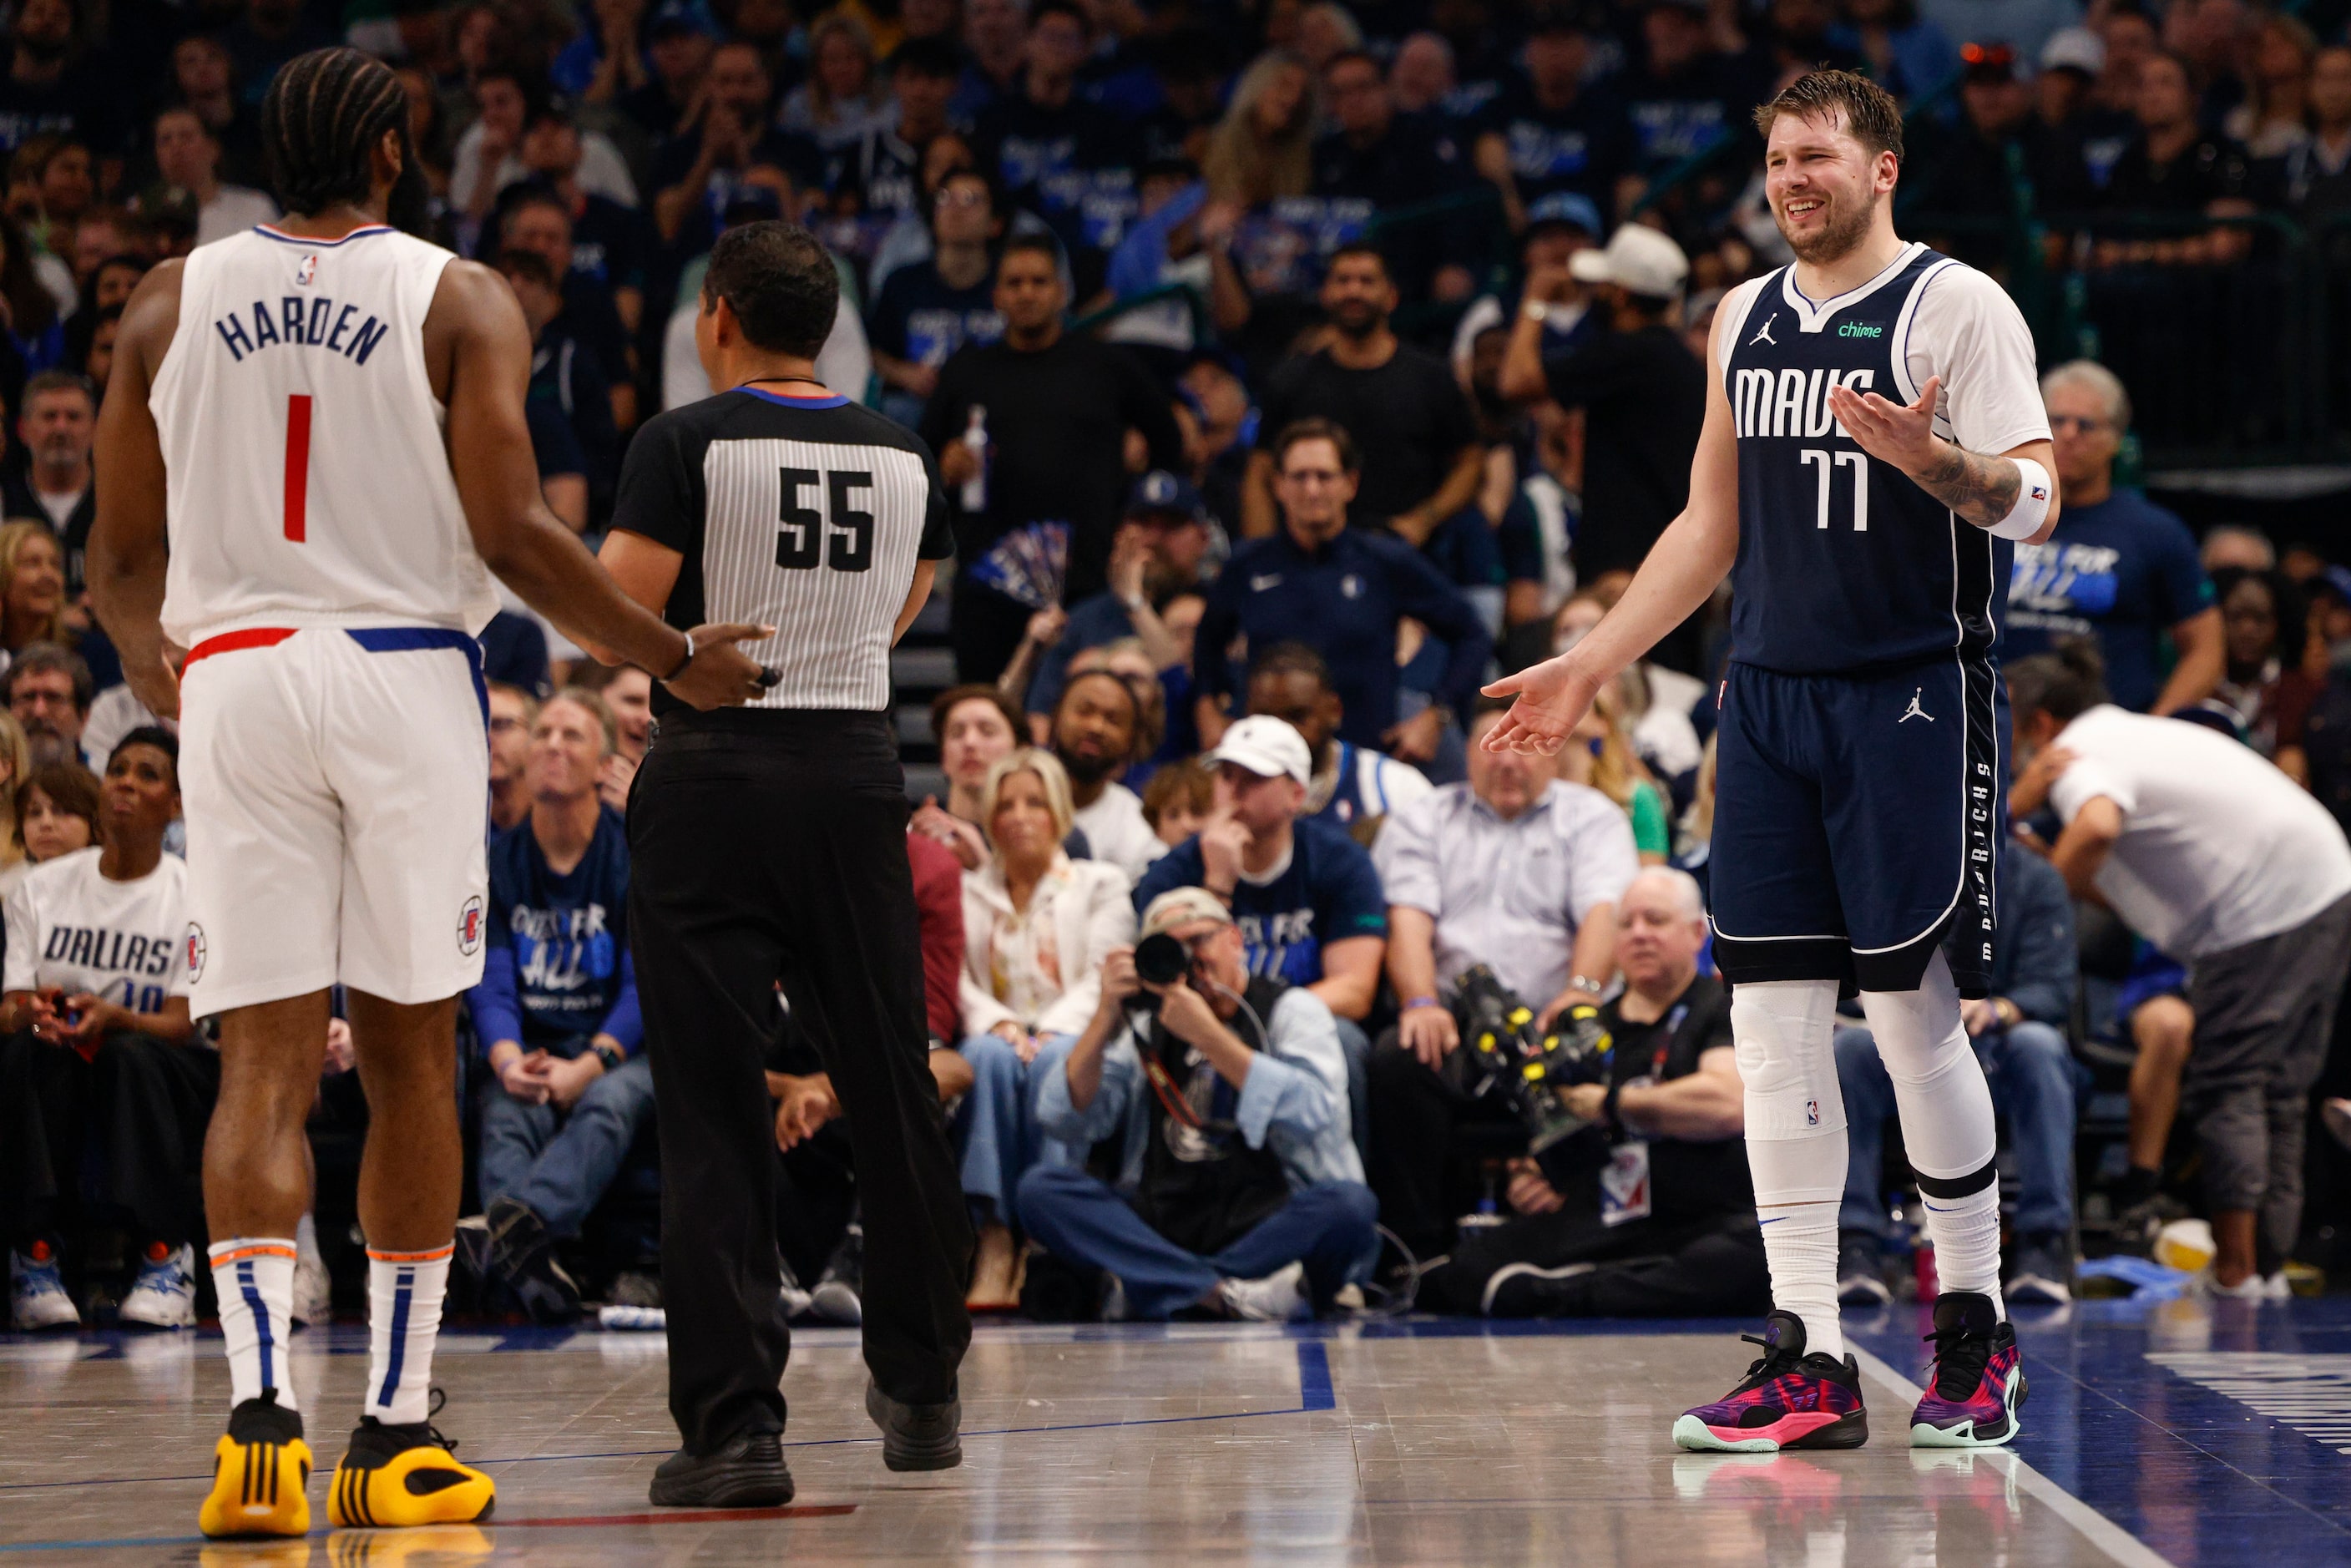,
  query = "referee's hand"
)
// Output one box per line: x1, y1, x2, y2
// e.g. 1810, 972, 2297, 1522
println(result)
664, 621, 776, 710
